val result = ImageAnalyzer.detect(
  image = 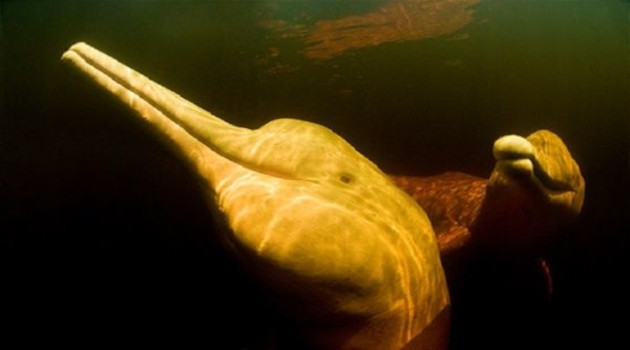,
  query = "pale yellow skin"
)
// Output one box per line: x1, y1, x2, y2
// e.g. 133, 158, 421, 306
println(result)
62, 43, 449, 350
